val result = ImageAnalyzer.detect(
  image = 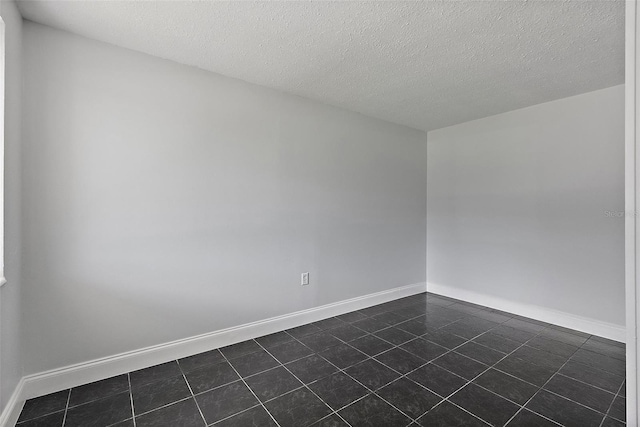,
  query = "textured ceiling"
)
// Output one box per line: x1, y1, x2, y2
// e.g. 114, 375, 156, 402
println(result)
17, 0, 624, 131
